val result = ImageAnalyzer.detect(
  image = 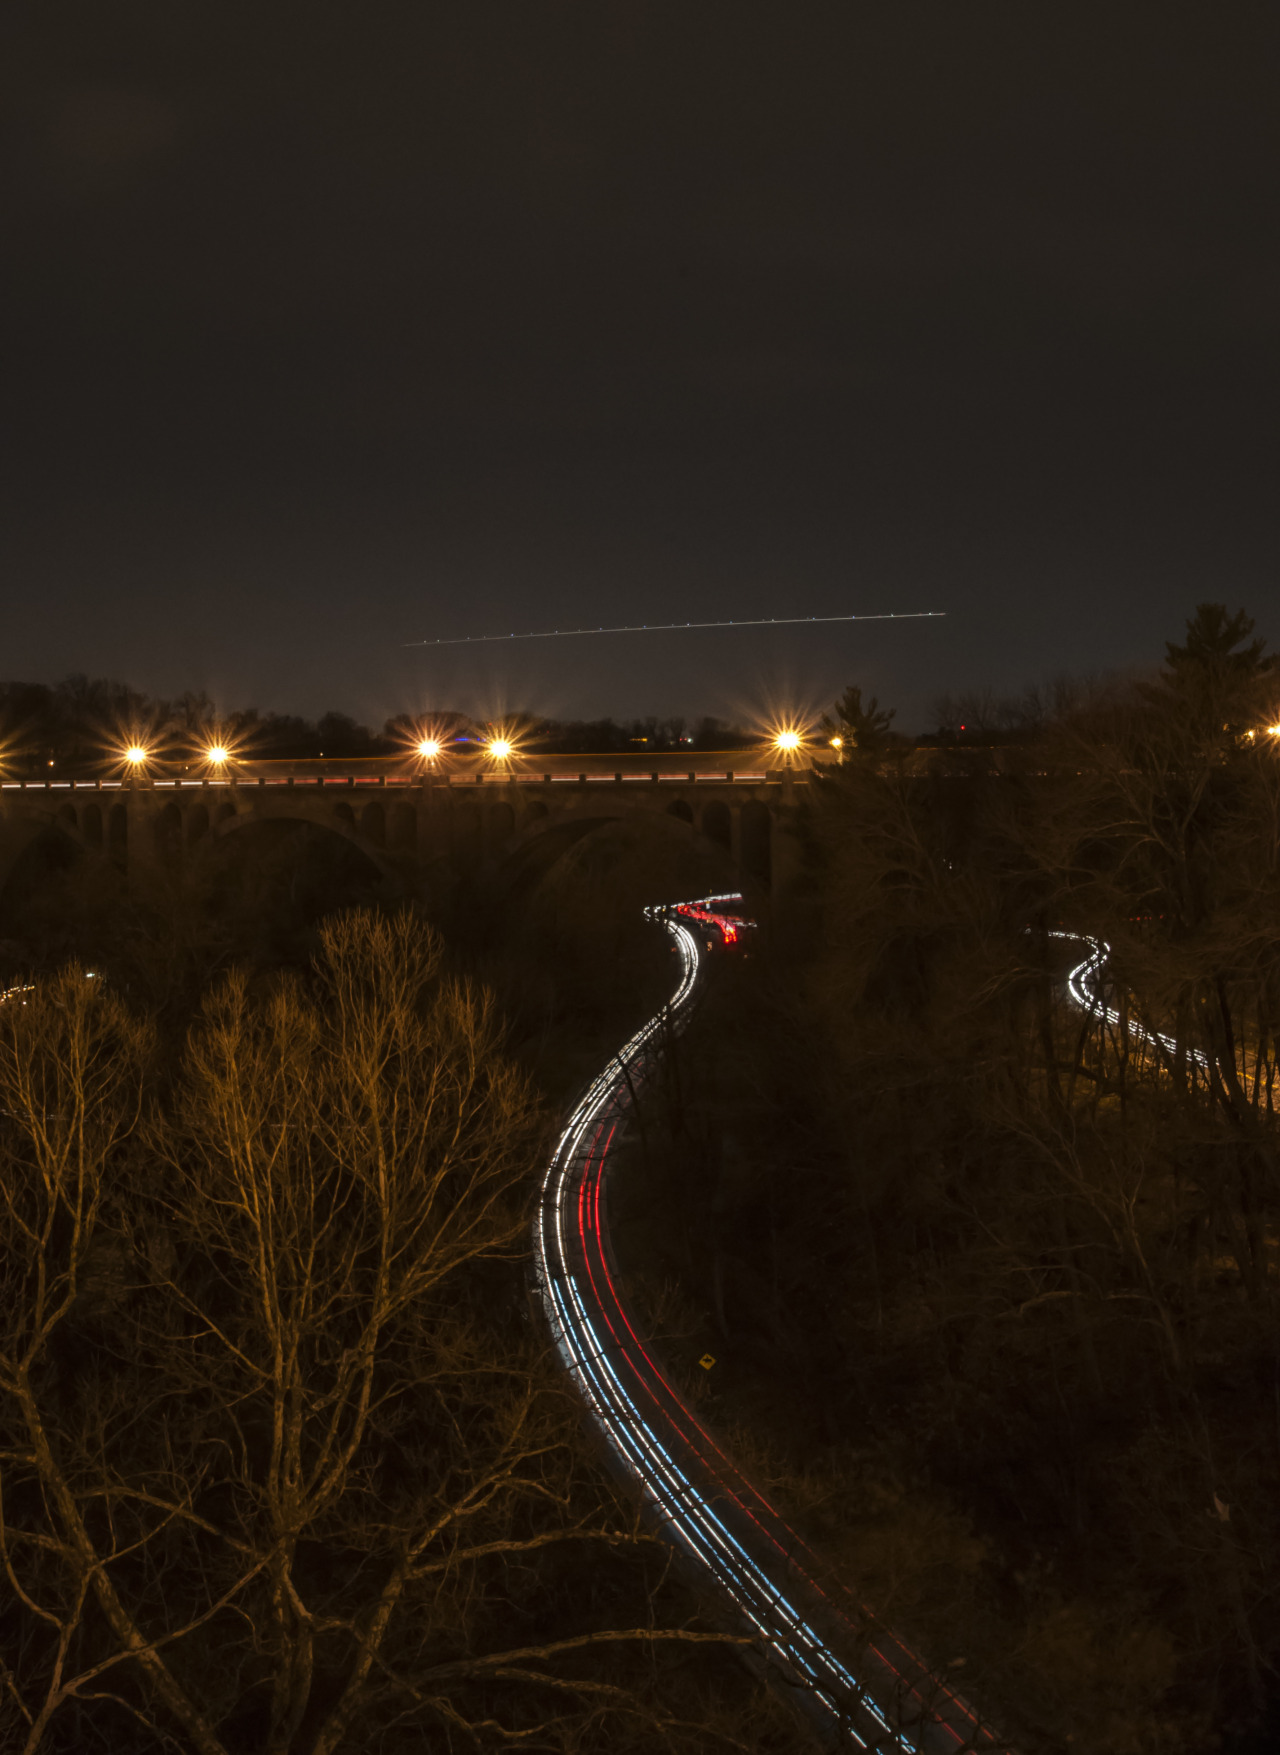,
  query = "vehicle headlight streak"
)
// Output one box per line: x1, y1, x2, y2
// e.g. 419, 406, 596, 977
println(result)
1052, 931, 1209, 1073
534, 899, 1014, 1752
